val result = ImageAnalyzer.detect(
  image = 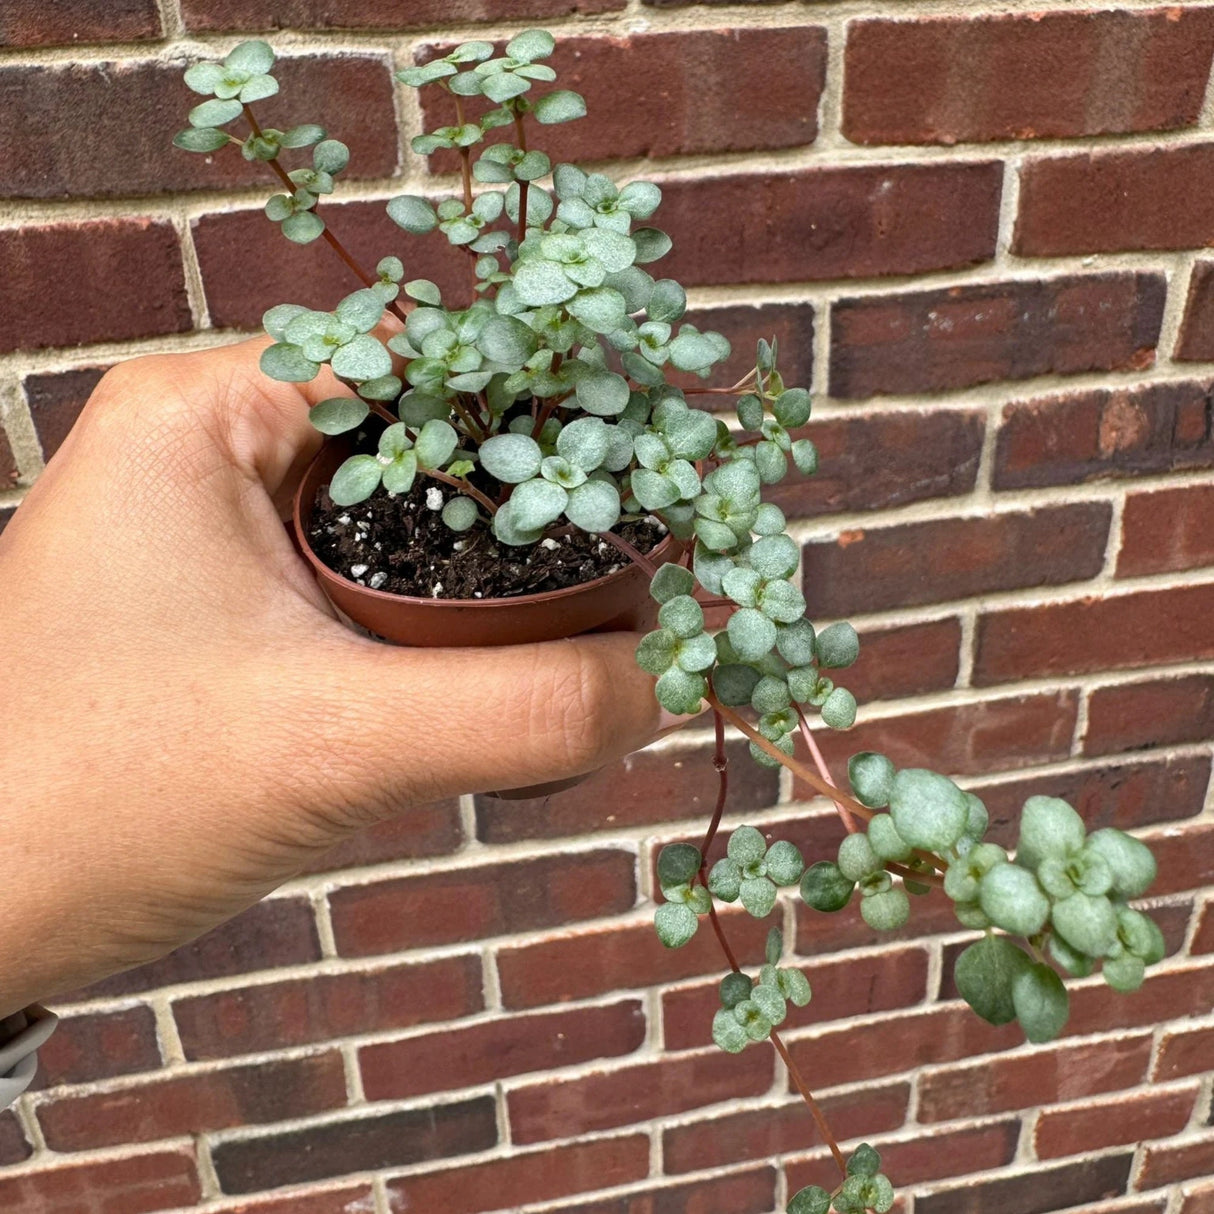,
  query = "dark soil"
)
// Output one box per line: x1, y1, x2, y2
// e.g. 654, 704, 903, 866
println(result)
308, 475, 666, 600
